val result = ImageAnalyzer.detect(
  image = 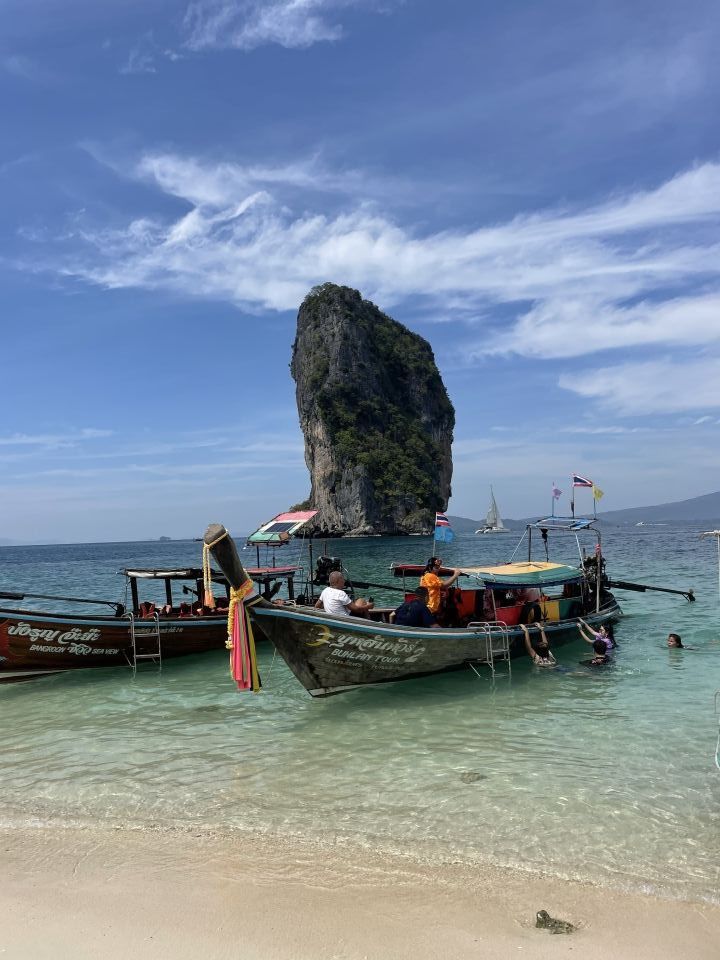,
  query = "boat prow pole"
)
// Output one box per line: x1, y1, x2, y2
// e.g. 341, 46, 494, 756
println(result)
203, 523, 251, 592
